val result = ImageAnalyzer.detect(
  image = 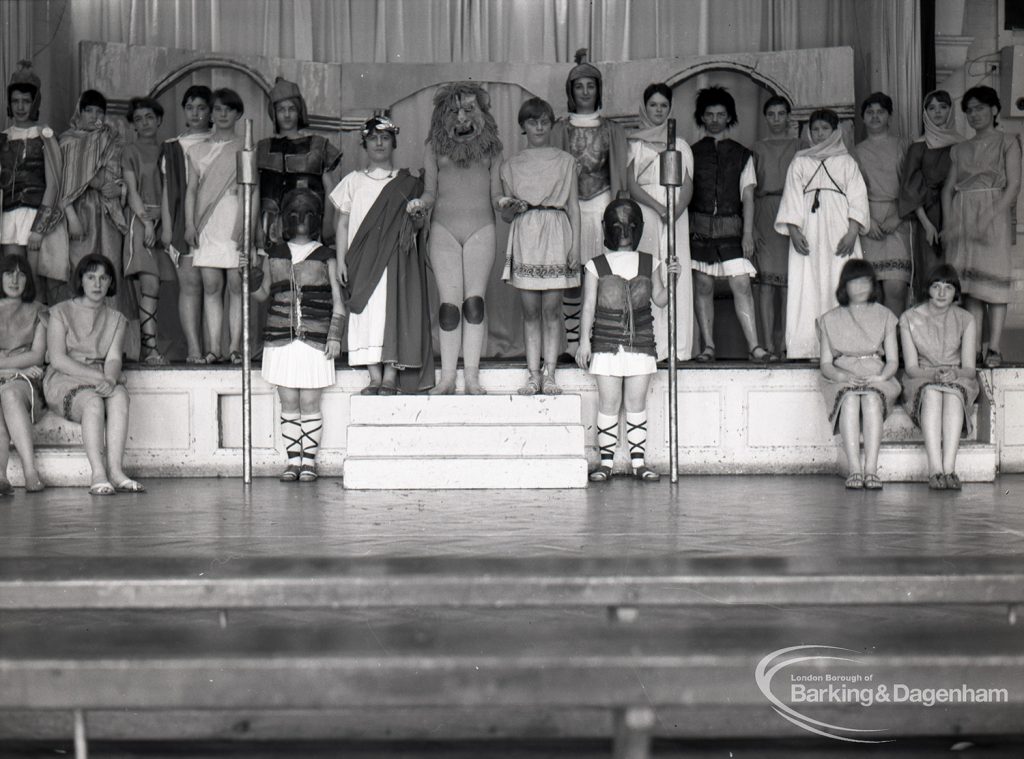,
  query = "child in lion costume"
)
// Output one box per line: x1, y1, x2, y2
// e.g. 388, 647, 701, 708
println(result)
407, 82, 502, 394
